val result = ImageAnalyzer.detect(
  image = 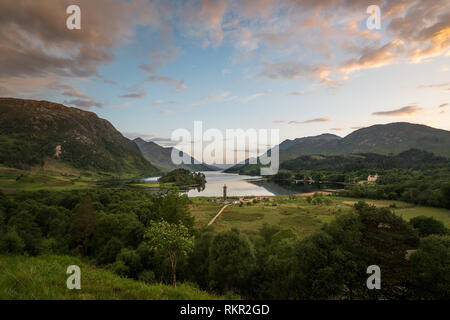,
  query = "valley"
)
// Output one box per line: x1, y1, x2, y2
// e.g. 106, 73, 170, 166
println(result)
1, 98, 449, 301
